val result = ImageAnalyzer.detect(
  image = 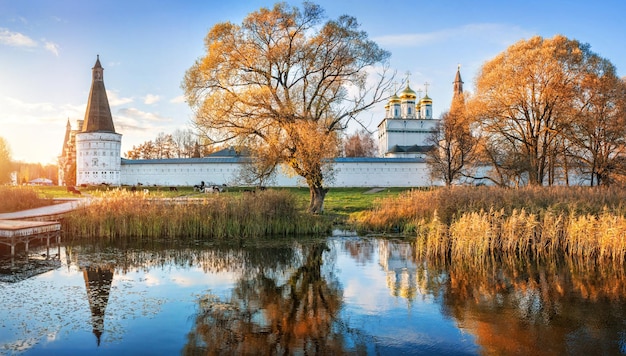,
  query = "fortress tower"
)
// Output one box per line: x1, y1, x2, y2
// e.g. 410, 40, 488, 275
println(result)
75, 56, 122, 186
